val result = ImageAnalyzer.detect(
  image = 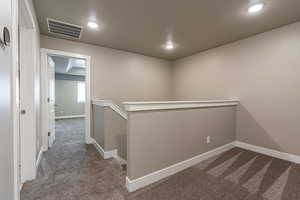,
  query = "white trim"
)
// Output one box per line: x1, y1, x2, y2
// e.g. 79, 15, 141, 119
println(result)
123, 100, 239, 105
12, 0, 20, 198
92, 138, 126, 164
126, 142, 235, 192
19, 0, 38, 185
91, 138, 118, 159
115, 156, 127, 165
35, 148, 43, 171
41, 49, 48, 151
92, 100, 128, 120
105, 150, 118, 159
41, 145, 48, 152
85, 137, 94, 144
126, 141, 300, 192
85, 55, 92, 144
19, 183, 23, 192
41, 48, 91, 151
123, 100, 239, 112
55, 115, 85, 119
235, 141, 300, 164
92, 139, 105, 158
